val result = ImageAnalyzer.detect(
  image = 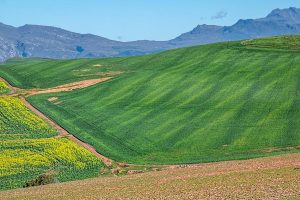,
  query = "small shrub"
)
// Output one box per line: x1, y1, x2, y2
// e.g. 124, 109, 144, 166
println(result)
23, 174, 56, 188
